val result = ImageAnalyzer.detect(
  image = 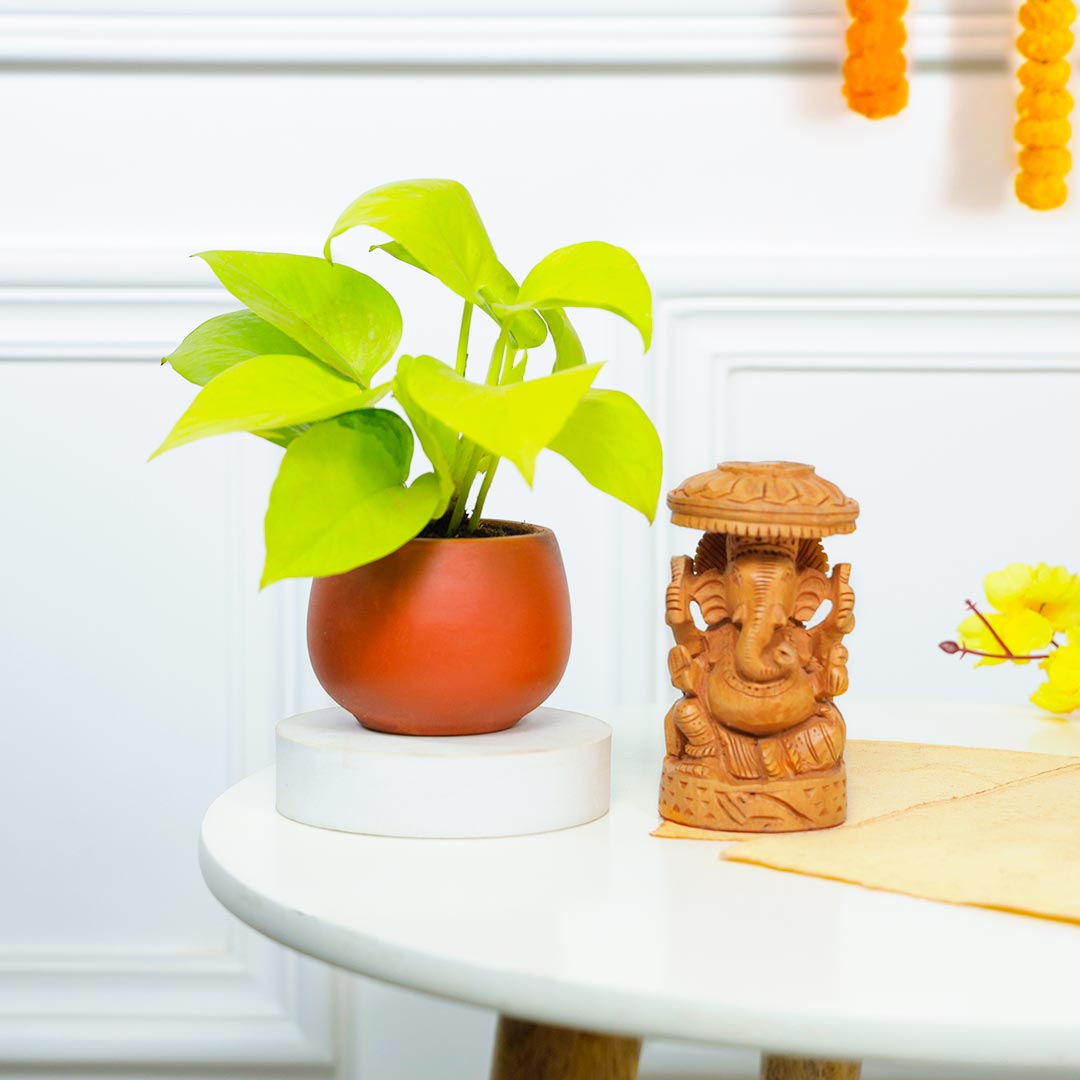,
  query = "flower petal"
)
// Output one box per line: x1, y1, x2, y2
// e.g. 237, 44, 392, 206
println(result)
1040, 642, 1080, 692
1030, 563, 1080, 631
1031, 676, 1080, 715
984, 562, 1037, 614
